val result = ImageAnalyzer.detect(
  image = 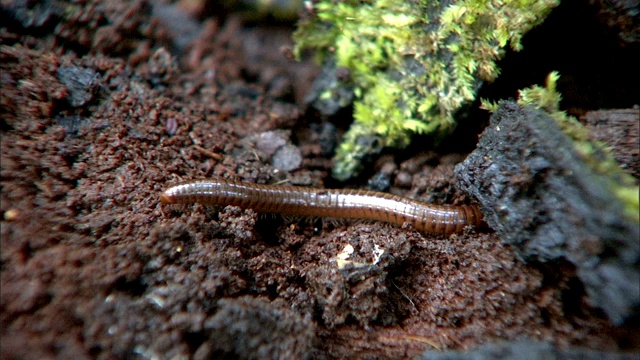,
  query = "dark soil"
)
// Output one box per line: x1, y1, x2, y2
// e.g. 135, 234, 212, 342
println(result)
1, 1, 638, 359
